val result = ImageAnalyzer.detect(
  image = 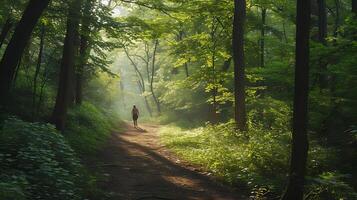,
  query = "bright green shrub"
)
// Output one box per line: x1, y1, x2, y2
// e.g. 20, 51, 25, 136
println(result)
0, 118, 83, 200
160, 122, 356, 199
